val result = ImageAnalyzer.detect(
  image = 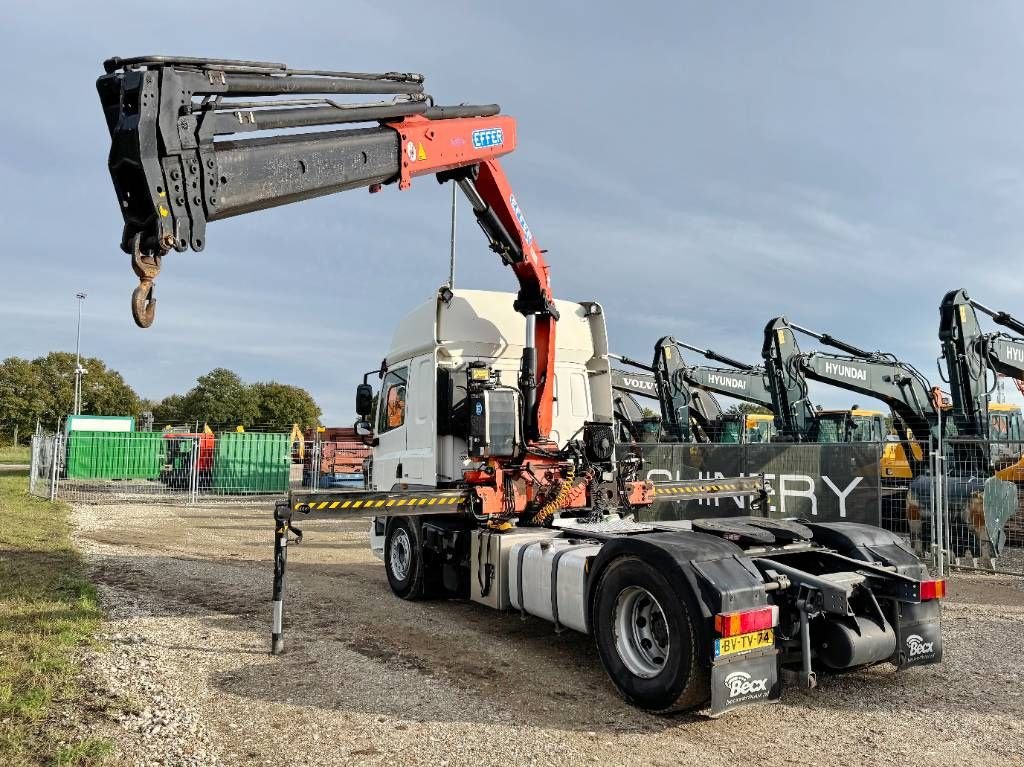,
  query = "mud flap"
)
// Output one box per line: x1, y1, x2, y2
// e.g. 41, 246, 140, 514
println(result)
893, 599, 943, 668
709, 650, 779, 716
